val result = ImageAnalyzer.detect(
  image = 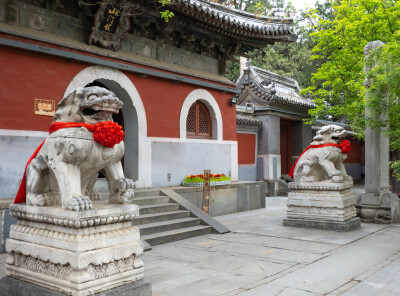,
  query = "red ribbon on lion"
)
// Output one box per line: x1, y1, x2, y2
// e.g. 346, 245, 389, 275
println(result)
14, 121, 124, 204
288, 140, 351, 179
